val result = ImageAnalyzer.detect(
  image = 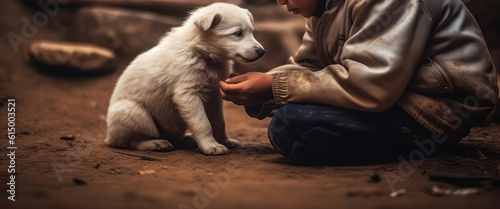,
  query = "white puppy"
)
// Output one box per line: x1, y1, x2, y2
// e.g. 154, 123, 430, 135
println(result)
106, 3, 265, 155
